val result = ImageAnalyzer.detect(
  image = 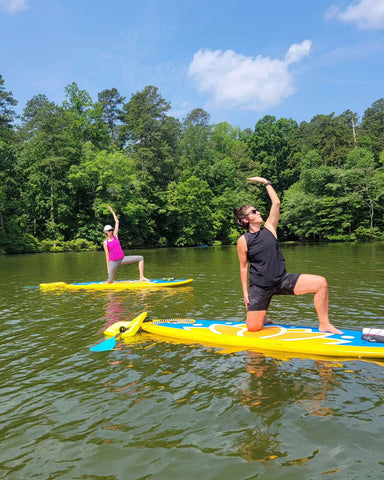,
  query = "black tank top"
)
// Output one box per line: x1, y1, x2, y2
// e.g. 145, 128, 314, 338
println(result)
245, 228, 286, 287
